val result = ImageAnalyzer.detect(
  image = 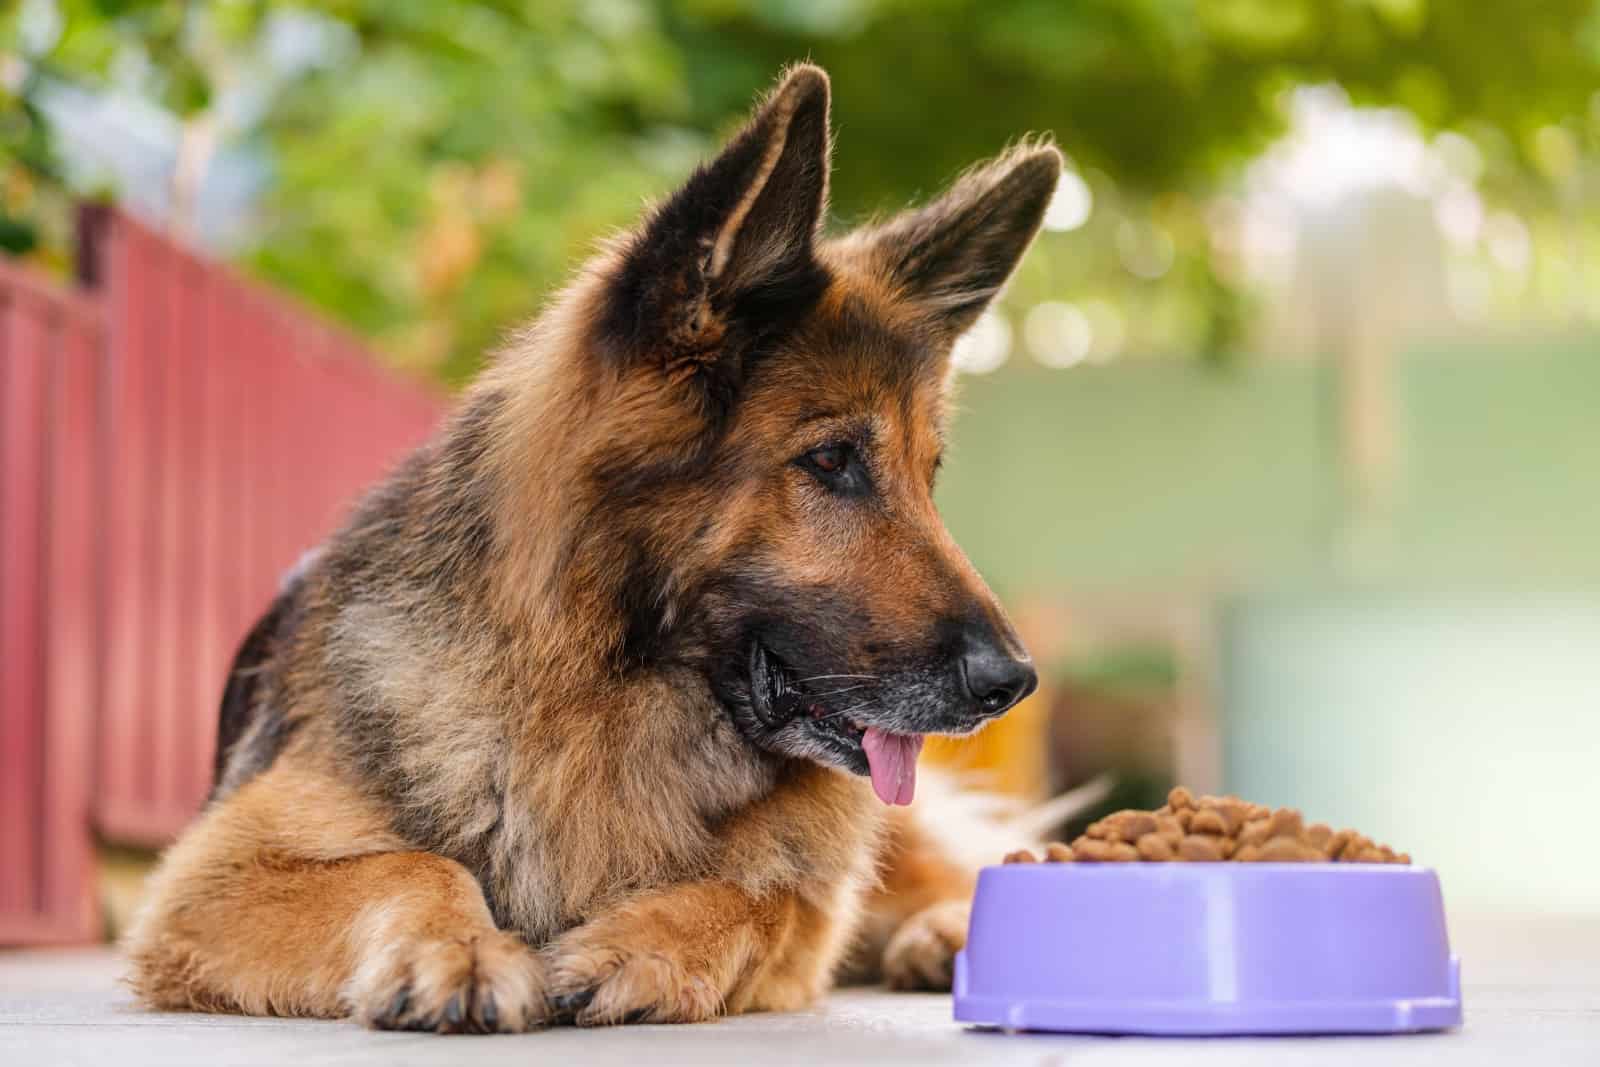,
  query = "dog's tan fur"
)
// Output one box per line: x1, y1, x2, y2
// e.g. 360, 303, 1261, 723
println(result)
125, 65, 1059, 1032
